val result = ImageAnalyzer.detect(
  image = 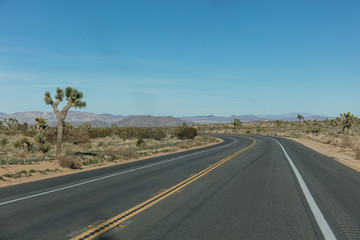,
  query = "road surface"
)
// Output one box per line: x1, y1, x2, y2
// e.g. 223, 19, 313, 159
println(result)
0, 135, 359, 239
